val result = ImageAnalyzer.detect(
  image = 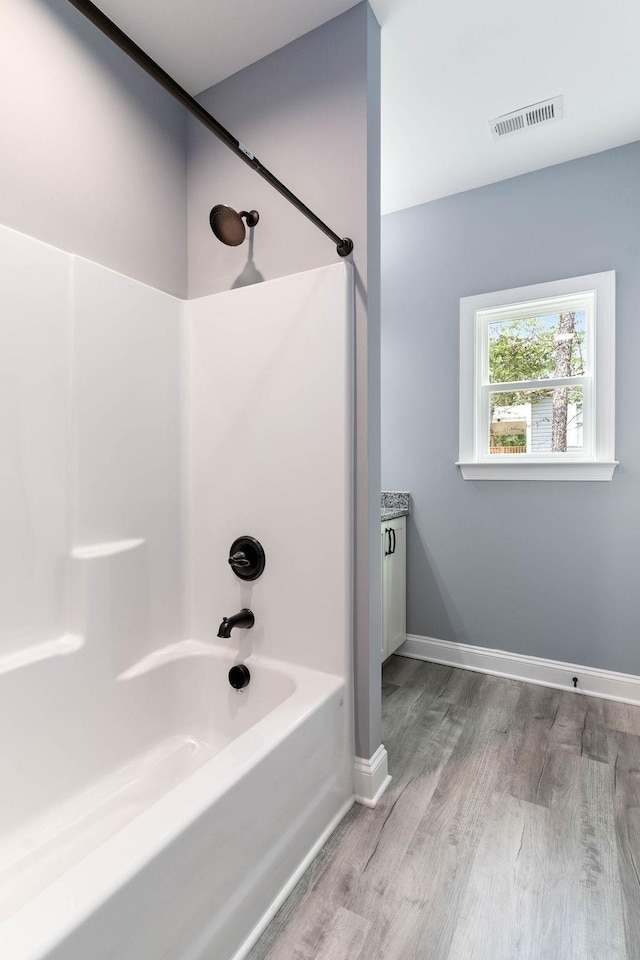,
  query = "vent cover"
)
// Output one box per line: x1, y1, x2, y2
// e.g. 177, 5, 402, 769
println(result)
489, 97, 563, 141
